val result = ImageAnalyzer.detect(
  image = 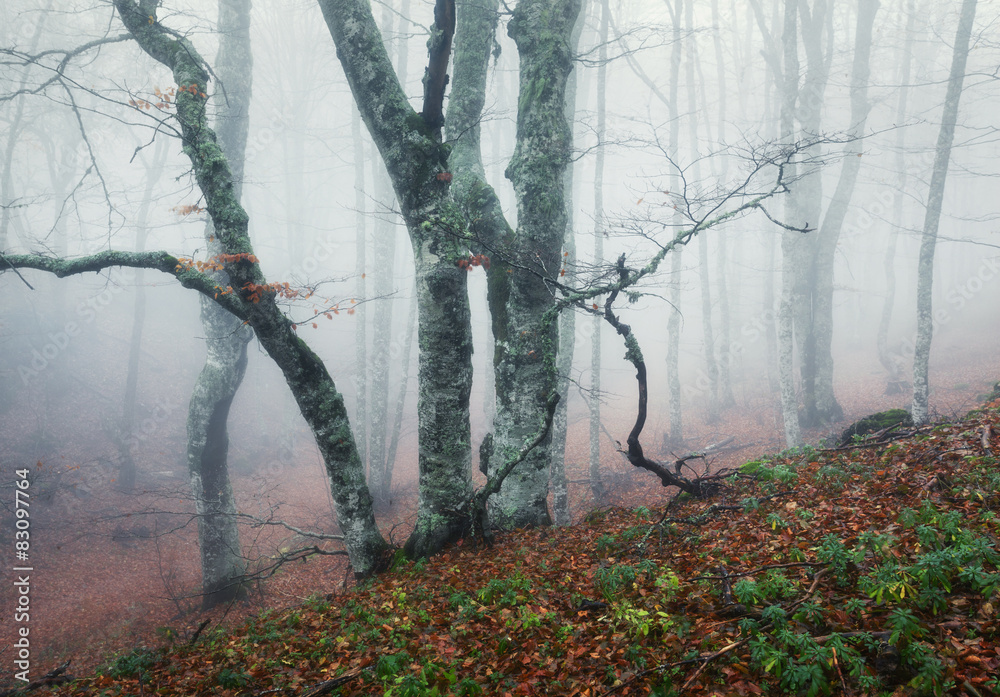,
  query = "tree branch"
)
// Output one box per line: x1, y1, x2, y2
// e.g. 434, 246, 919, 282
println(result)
1, 250, 250, 318
421, 0, 456, 130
